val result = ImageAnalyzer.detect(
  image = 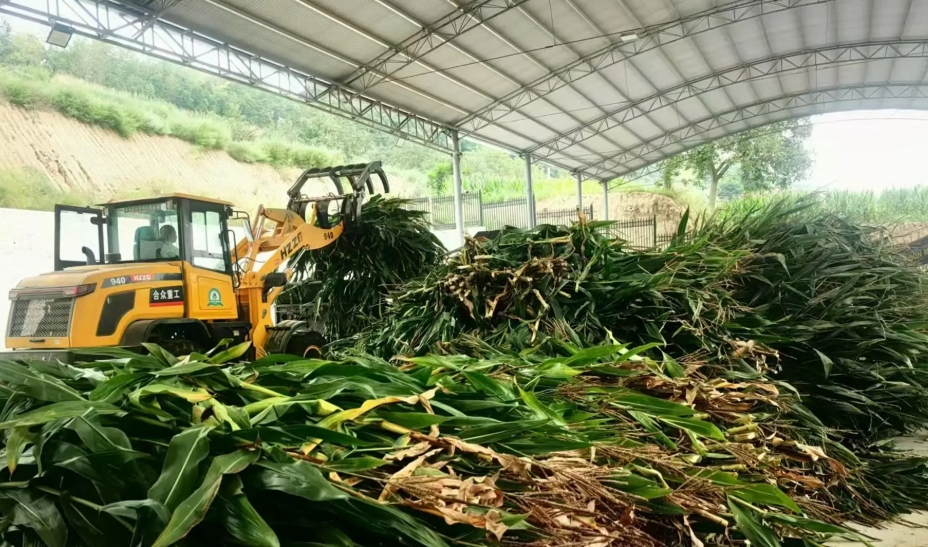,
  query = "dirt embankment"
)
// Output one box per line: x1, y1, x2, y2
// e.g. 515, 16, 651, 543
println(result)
0, 101, 312, 207
537, 191, 686, 235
